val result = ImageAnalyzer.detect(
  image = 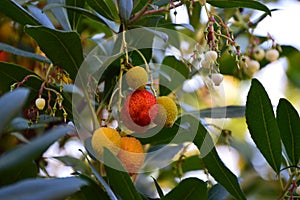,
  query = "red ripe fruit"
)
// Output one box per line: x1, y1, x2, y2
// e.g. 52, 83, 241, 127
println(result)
121, 89, 157, 132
